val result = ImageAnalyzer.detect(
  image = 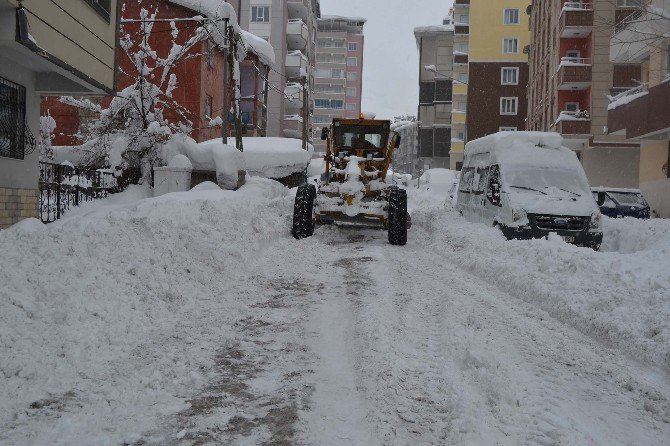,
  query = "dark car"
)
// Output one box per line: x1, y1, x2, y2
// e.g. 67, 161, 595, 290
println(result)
592, 188, 650, 219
